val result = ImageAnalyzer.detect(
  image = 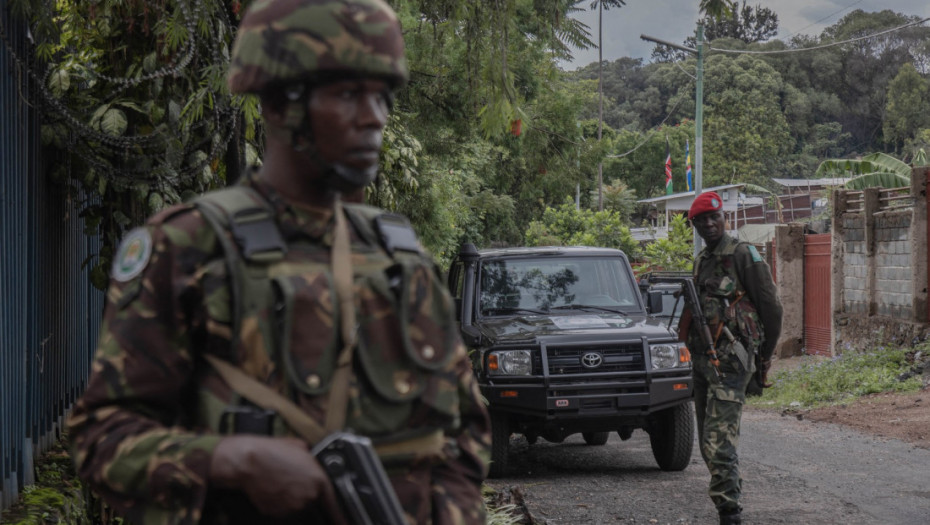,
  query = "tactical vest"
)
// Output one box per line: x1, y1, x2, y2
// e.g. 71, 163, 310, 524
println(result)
693, 238, 764, 353
191, 185, 459, 445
